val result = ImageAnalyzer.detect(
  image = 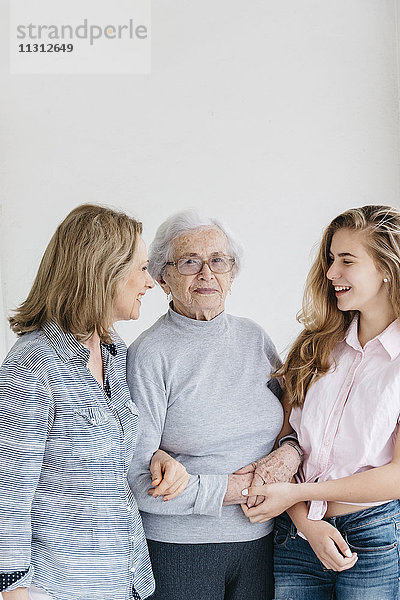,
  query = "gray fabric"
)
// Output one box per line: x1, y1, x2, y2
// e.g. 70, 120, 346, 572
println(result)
127, 308, 284, 543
